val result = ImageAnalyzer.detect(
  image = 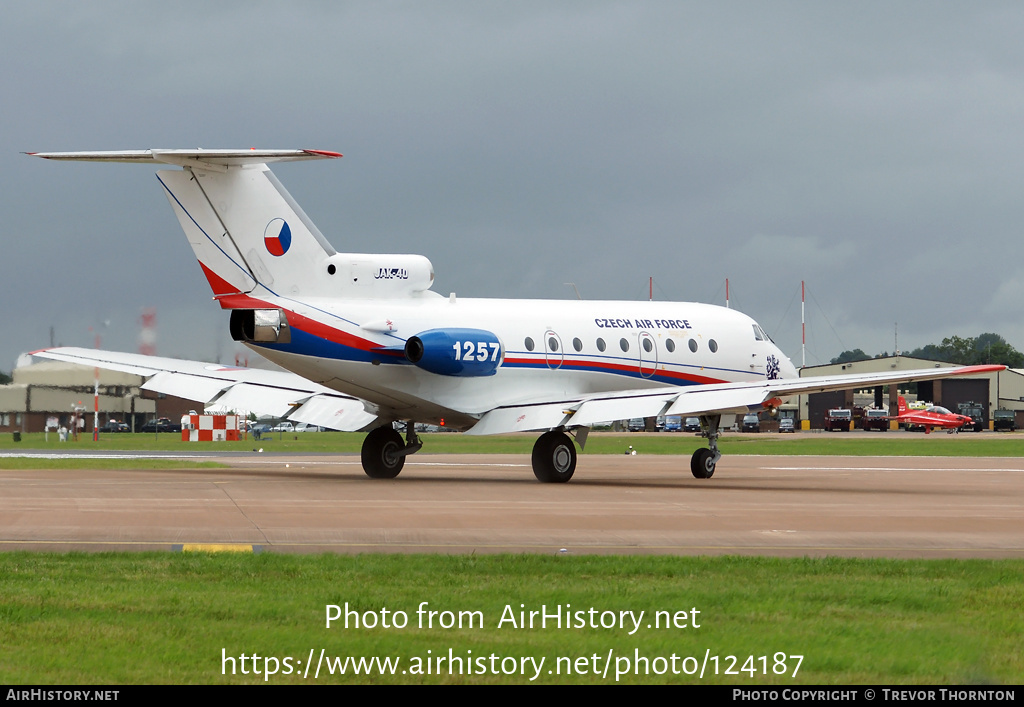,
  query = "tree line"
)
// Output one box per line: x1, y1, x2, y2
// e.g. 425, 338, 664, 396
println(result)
830, 333, 1024, 368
